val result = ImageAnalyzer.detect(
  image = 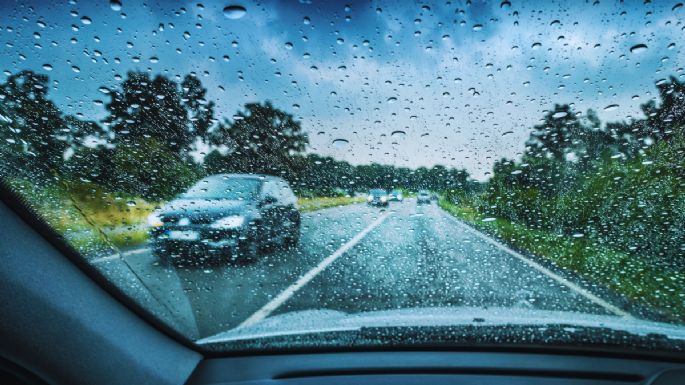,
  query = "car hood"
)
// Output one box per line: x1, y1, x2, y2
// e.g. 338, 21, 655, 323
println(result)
197, 307, 685, 344
158, 198, 257, 221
